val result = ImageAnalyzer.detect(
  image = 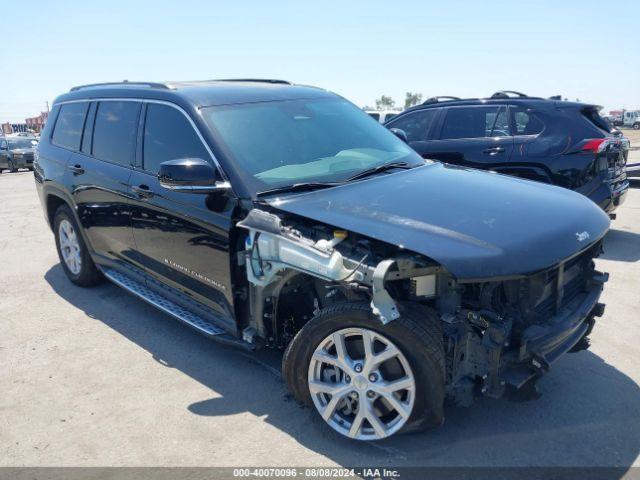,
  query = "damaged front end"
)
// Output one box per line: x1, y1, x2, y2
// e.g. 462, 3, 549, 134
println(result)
443, 240, 608, 405
235, 208, 607, 406
236, 209, 444, 342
